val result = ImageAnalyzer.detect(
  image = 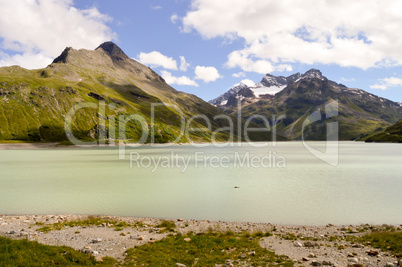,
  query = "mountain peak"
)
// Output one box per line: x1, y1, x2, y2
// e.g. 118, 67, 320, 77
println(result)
52, 47, 73, 64
95, 41, 129, 61
303, 68, 325, 80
